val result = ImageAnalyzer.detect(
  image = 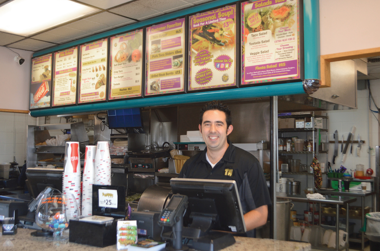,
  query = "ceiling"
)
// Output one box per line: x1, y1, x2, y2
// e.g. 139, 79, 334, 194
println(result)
0, 0, 214, 52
